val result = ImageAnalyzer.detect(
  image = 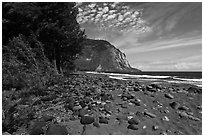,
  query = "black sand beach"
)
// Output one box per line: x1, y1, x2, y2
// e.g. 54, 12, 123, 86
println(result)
2, 73, 202, 135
